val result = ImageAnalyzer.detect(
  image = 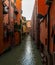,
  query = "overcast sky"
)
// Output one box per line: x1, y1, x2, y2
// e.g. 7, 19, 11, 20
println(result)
22, 0, 35, 20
